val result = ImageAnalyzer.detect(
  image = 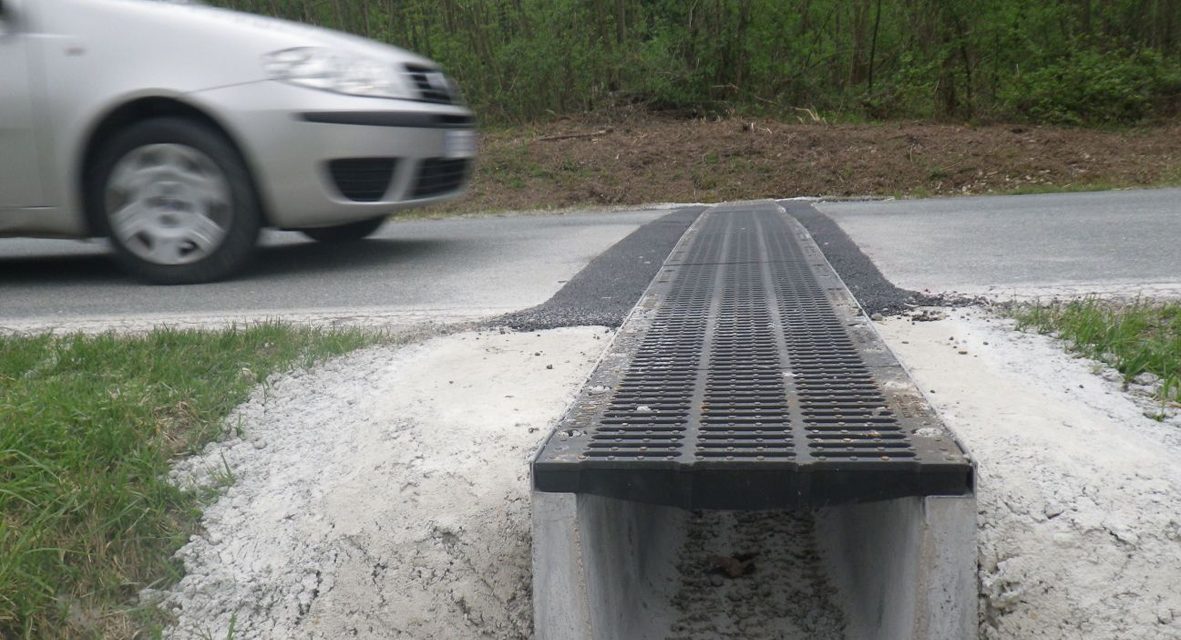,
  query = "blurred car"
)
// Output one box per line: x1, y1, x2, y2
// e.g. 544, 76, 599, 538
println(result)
0, 0, 475, 283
